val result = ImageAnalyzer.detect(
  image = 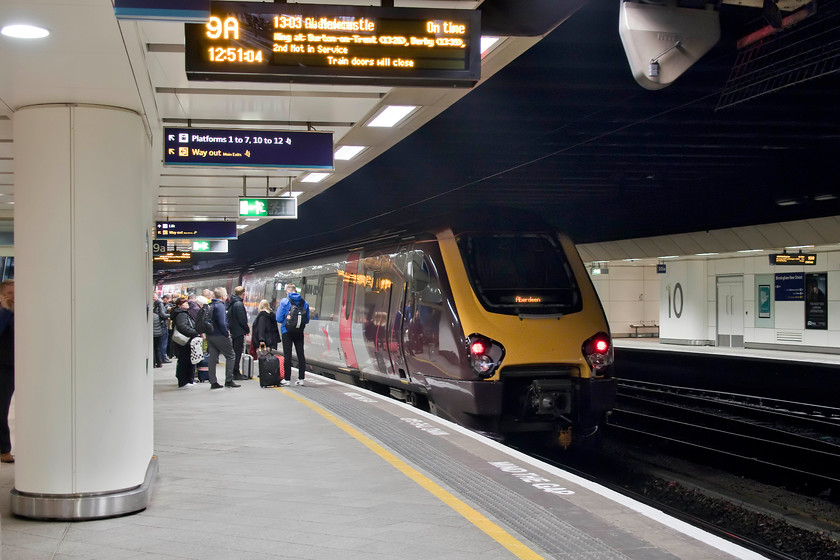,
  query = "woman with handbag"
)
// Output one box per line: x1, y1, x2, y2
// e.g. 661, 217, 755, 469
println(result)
170, 297, 200, 388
